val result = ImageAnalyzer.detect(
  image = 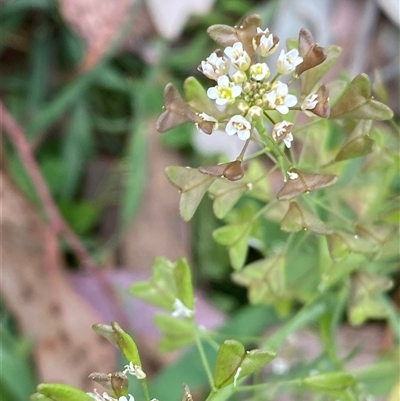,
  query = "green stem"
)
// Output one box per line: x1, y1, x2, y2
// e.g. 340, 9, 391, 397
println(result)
271, 72, 281, 84
195, 329, 215, 390
237, 138, 251, 161
255, 120, 293, 172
